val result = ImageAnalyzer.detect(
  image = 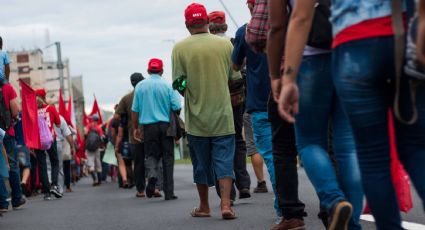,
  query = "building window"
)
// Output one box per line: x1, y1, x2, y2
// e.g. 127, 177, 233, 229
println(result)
18, 66, 31, 75
17, 54, 29, 63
